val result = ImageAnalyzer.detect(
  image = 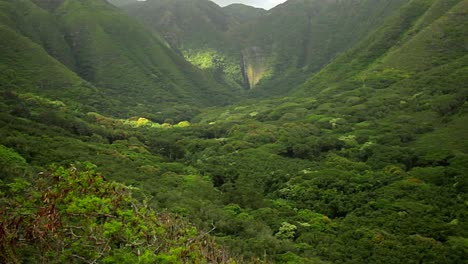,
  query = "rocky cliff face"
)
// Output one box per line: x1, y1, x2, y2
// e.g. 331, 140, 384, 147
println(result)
242, 46, 269, 88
